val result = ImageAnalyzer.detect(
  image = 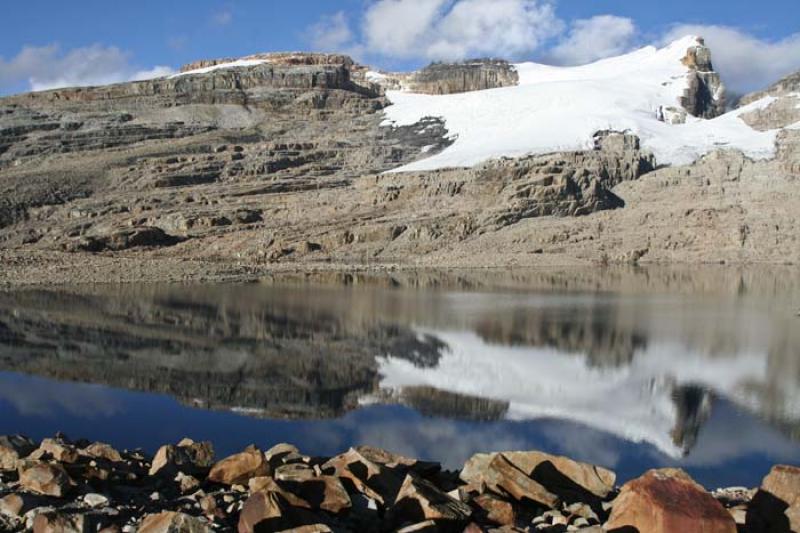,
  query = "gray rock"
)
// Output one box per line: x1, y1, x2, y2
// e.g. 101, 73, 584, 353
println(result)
404, 59, 519, 95
679, 38, 726, 119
